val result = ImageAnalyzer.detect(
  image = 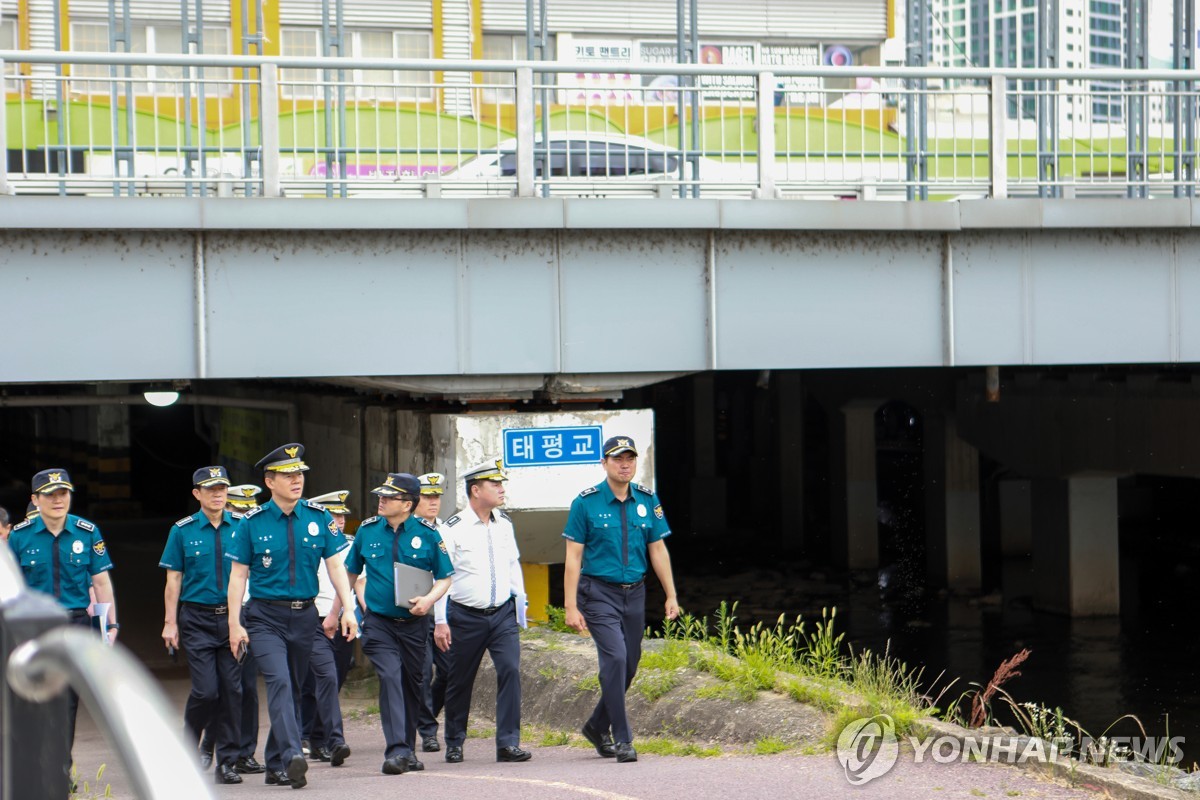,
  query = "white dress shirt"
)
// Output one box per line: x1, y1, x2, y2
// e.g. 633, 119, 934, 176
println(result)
314, 548, 347, 617
434, 507, 524, 623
